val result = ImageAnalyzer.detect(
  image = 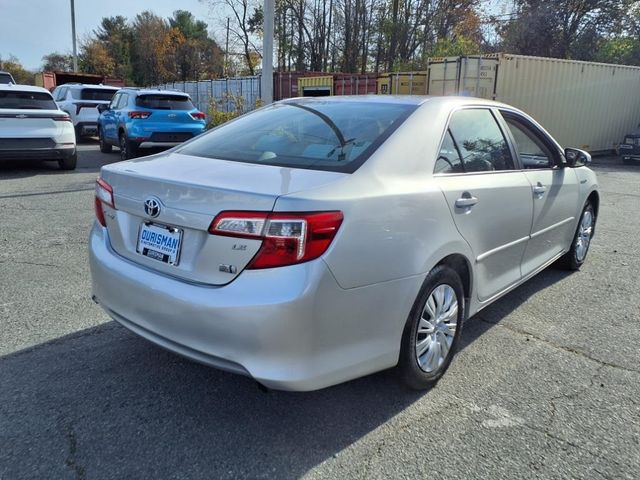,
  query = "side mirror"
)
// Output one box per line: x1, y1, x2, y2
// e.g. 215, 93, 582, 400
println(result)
564, 148, 591, 167
97, 104, 109, 114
